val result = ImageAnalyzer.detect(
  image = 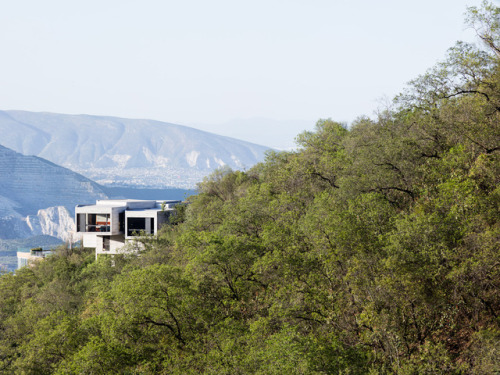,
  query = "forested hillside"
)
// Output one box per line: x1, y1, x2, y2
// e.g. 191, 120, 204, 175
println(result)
0, 3, 499, 374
